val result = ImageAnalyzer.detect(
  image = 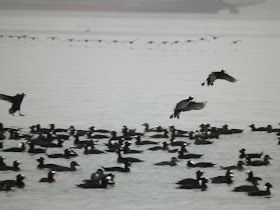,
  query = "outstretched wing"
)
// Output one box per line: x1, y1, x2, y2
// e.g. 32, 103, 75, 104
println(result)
174, 99, 191, 111
207, 72, 217, 84
219, 73, 238, 83
183, 101, 207, 111
0, 94, 13, 103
